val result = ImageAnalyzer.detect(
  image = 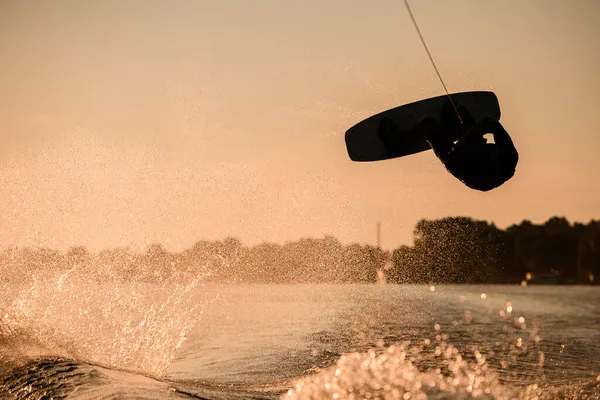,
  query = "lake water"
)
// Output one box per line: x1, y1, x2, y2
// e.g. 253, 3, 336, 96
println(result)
1, 280, 599, 399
